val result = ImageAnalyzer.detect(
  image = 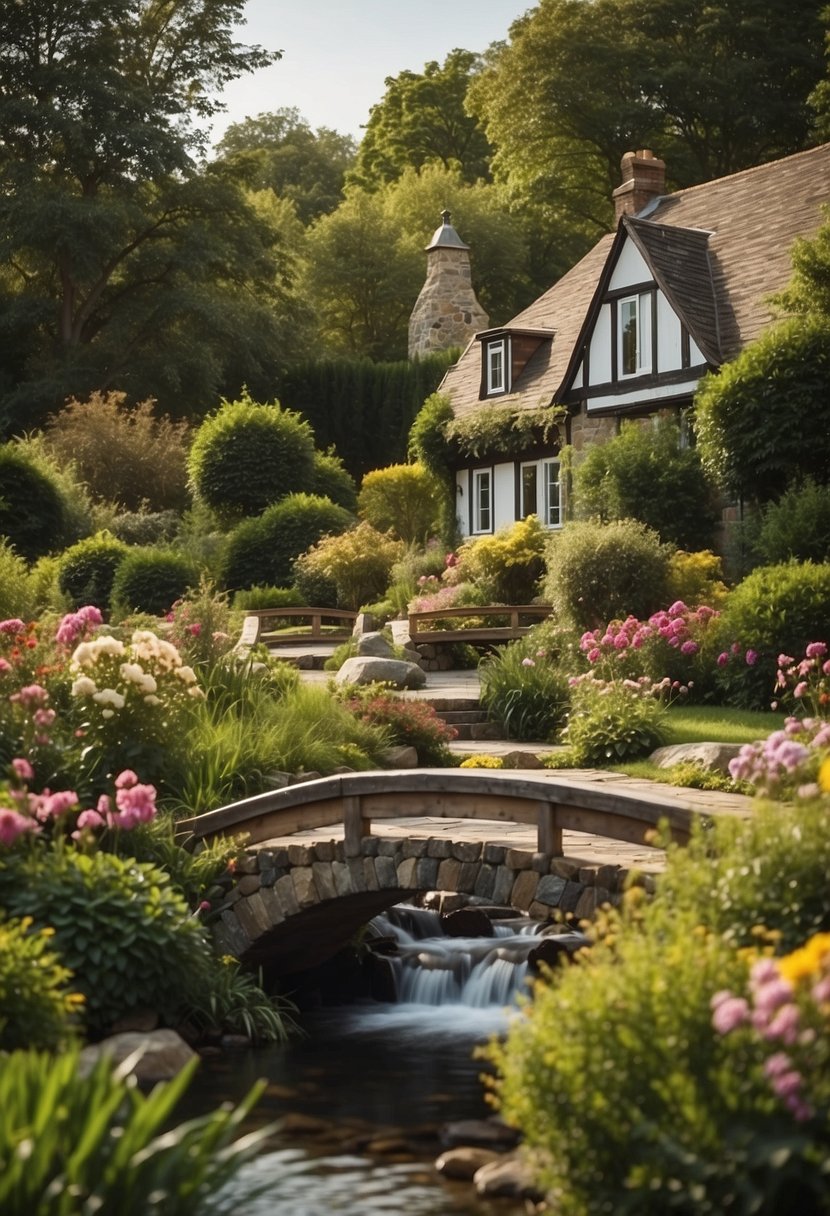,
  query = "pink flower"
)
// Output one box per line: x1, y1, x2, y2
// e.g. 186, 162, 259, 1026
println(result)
35, 790, 79, 821
711, 994, 750, 1034
717, 652, 729, 667
668, 600, 688, 617
680, 640, 699, 656
805, 641, 827, 658
745, 648, 758, 666
521, 657, 536, 667
11, 757, 33, 781
187, 622, 202, 636
10, 683, 49, 710
114, 770, 139, 789
0, 619, 25, 635
112, 781, 157, 829
793, 681, 809, 699
587, 647, 601, 664
76, 808, 105, 831
0, 808, 38, 846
